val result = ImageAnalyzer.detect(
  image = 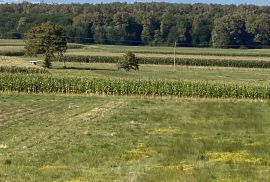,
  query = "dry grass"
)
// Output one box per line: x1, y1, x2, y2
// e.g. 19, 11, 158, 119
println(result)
0, 56, 38, 68
0, 56, 47, 73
